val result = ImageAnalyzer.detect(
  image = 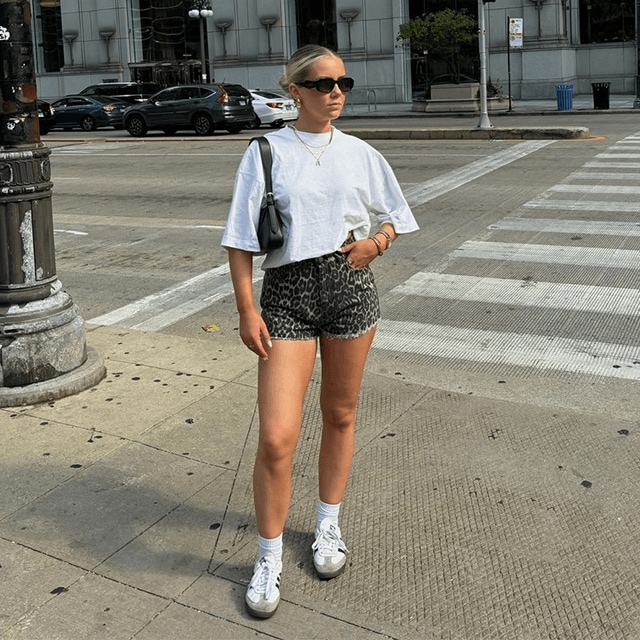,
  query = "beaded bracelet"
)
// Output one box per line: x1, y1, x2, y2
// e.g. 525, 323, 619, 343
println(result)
376, 229, 393, 251
369, 235, 384, 256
